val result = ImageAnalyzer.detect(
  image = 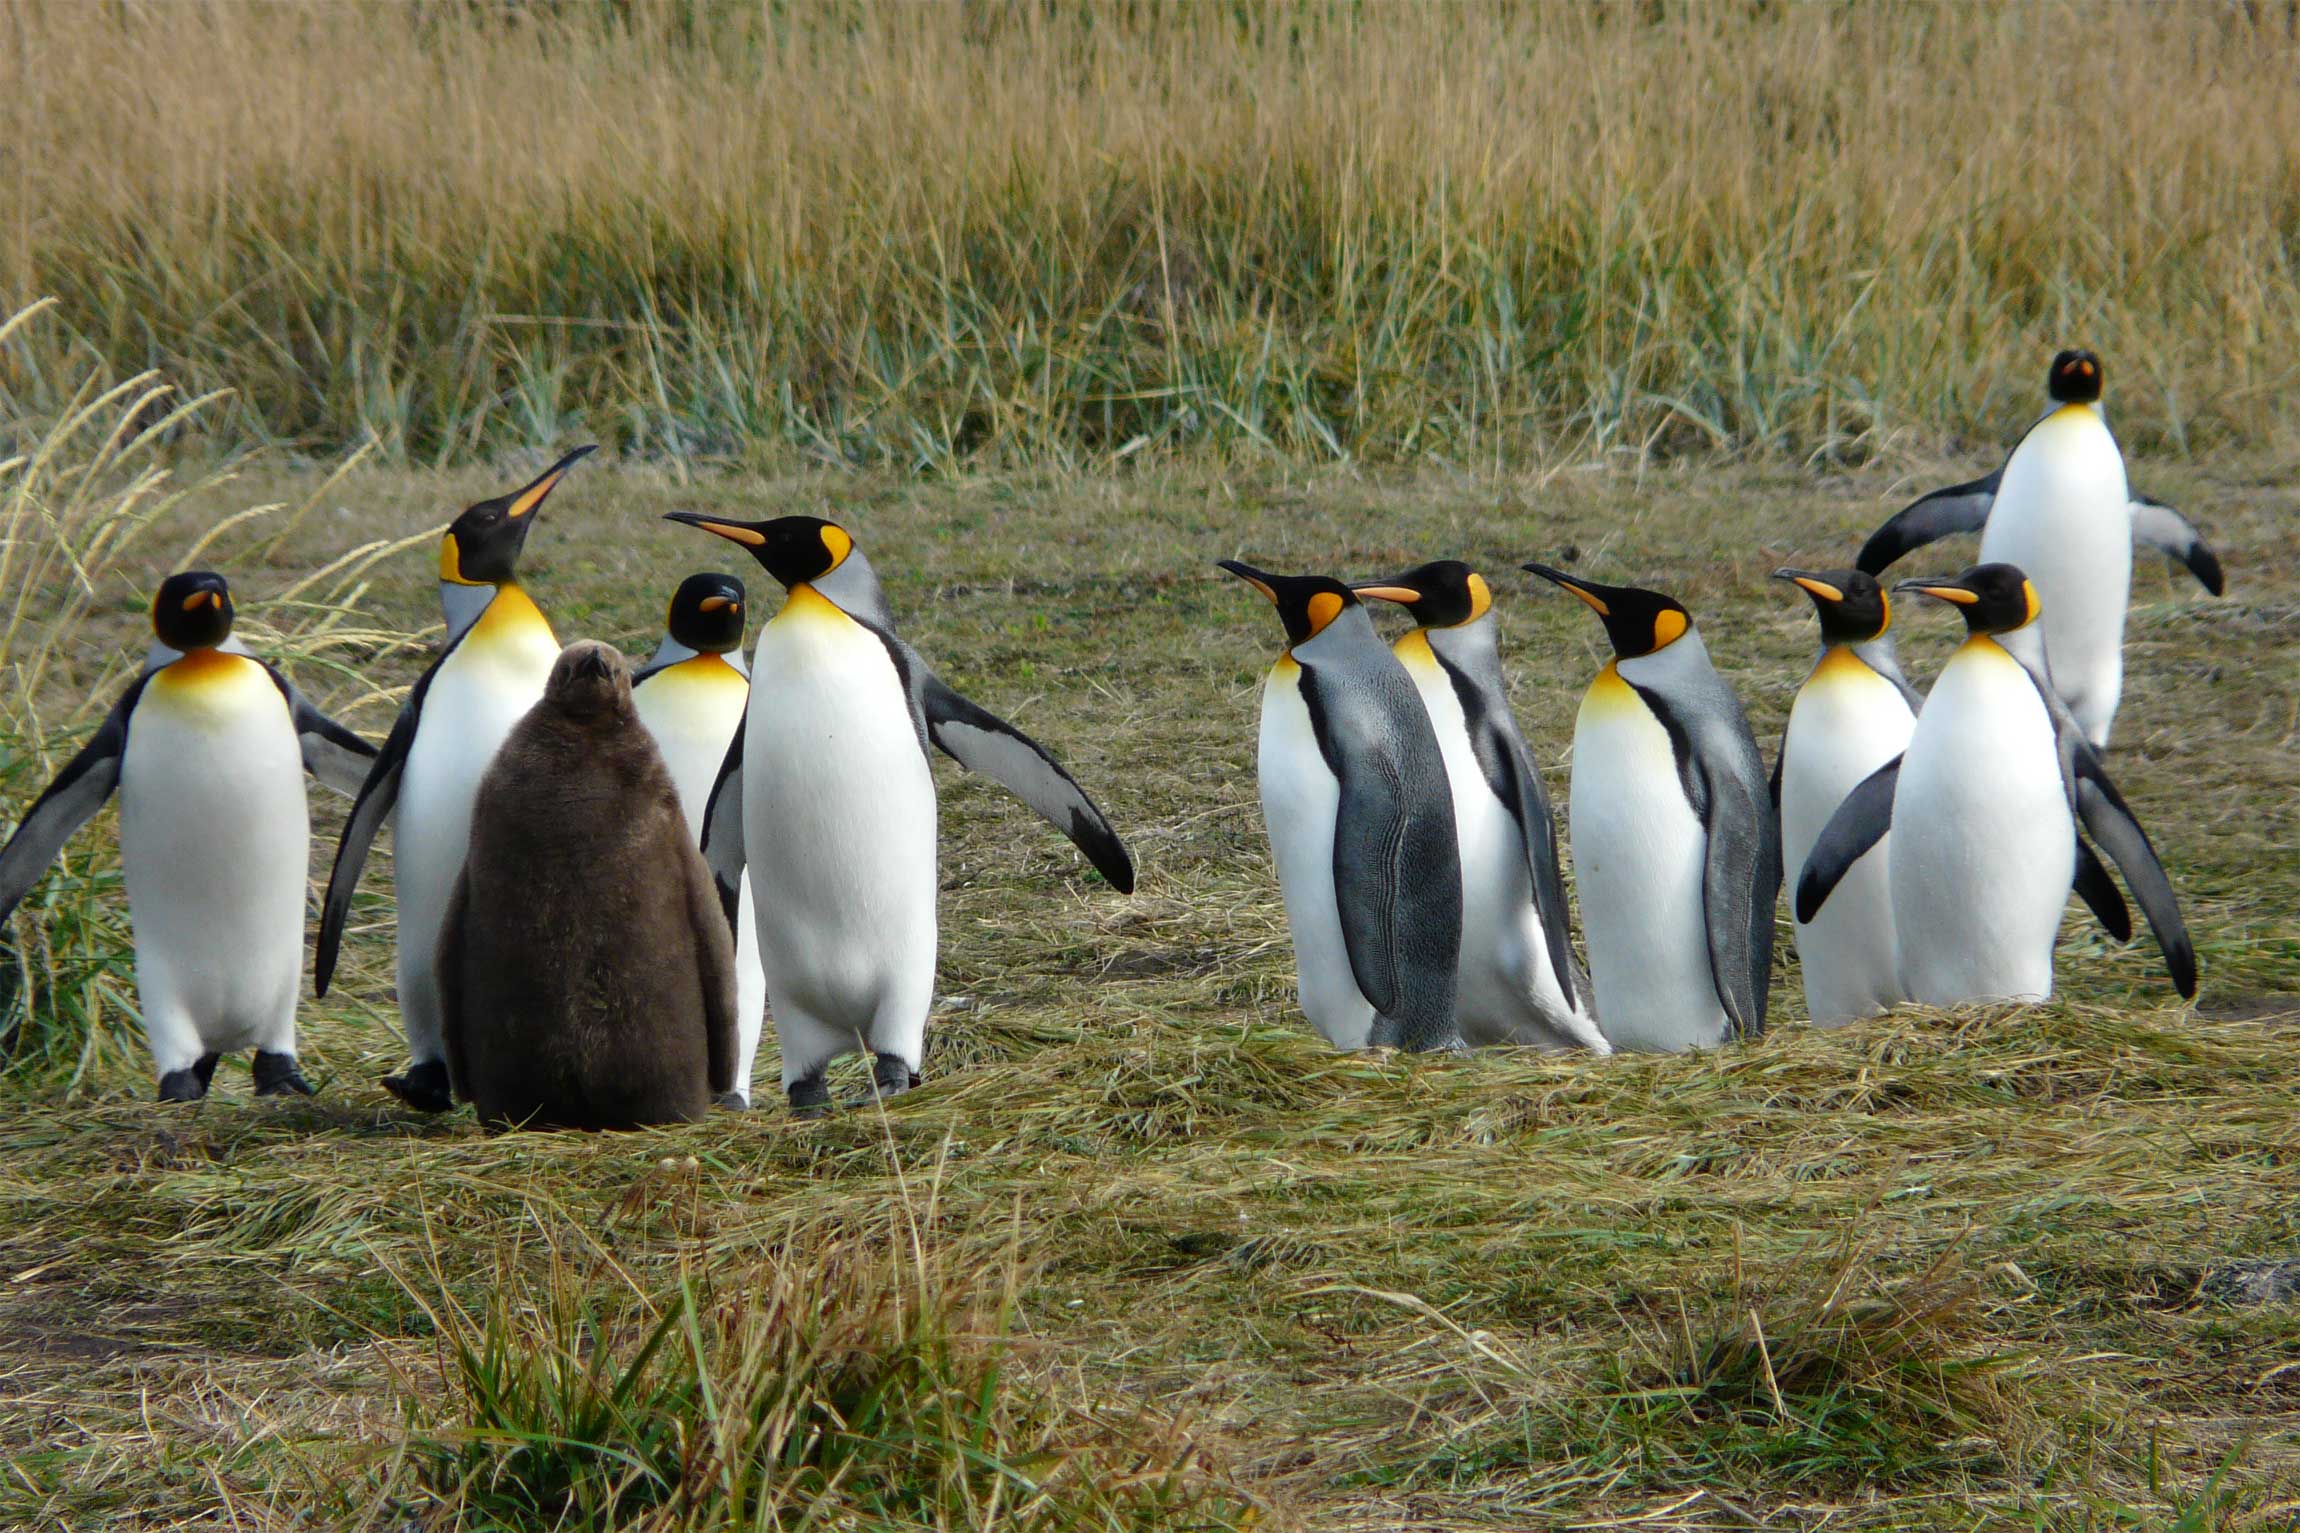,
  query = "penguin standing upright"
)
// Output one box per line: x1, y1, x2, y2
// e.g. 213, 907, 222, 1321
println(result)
1219, 561, 1463, 1054
316, 447, 594, 1112
663, 513, 1134, 1114
0, 572, 376, 1098
631, 573, 768, 1107
1350, 561, 1602, 1052
1772, 568, 1918, 1026
1524, 565, 1777, 1052
1798, 563, 2195, 1007
1855, 350, 2225, 746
